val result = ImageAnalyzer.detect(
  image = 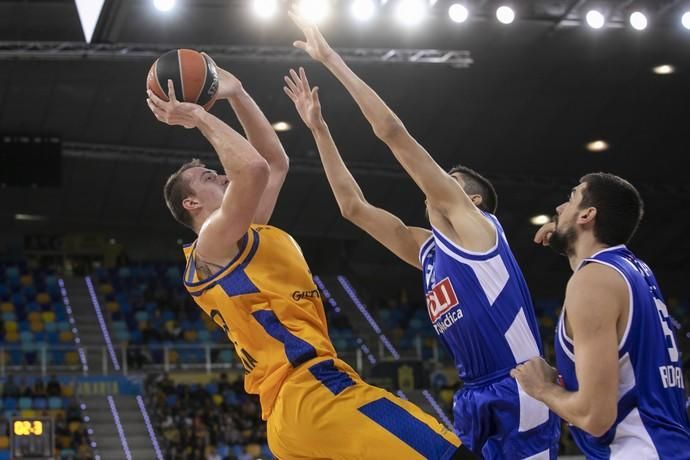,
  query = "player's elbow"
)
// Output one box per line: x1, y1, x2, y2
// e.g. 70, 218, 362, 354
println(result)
582, 406, 617, 437
339, 199, 365, 221
245, 158, 271, 183
373, 117, 405, 142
